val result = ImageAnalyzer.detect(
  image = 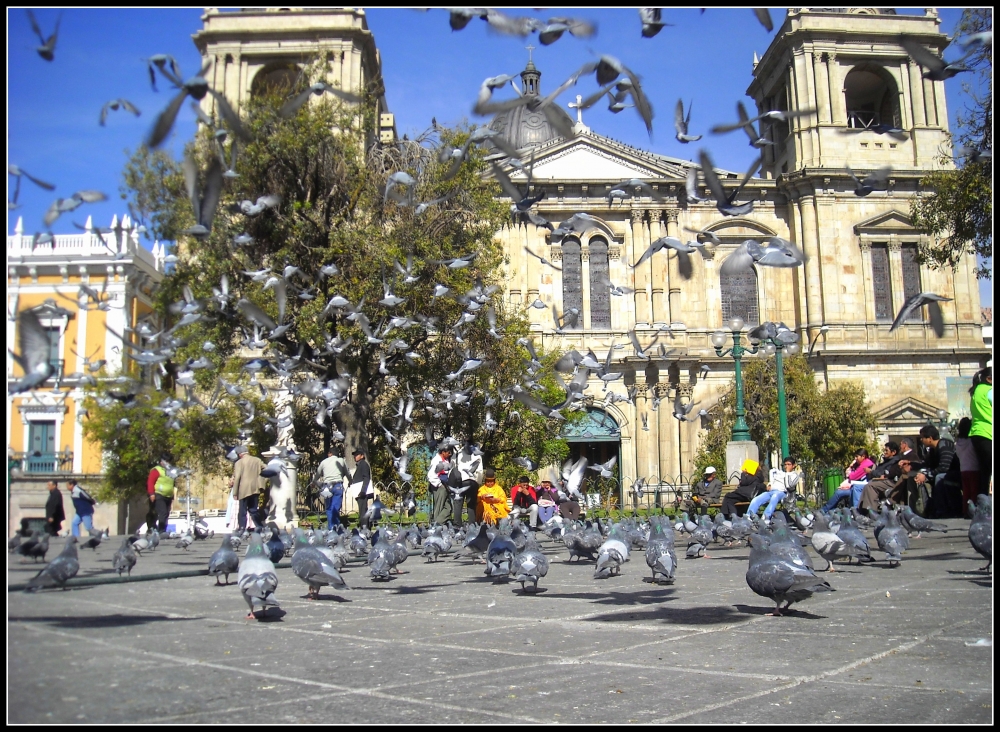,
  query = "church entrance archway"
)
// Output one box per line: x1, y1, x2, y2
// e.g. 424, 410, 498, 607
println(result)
562, 407, 621, 510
